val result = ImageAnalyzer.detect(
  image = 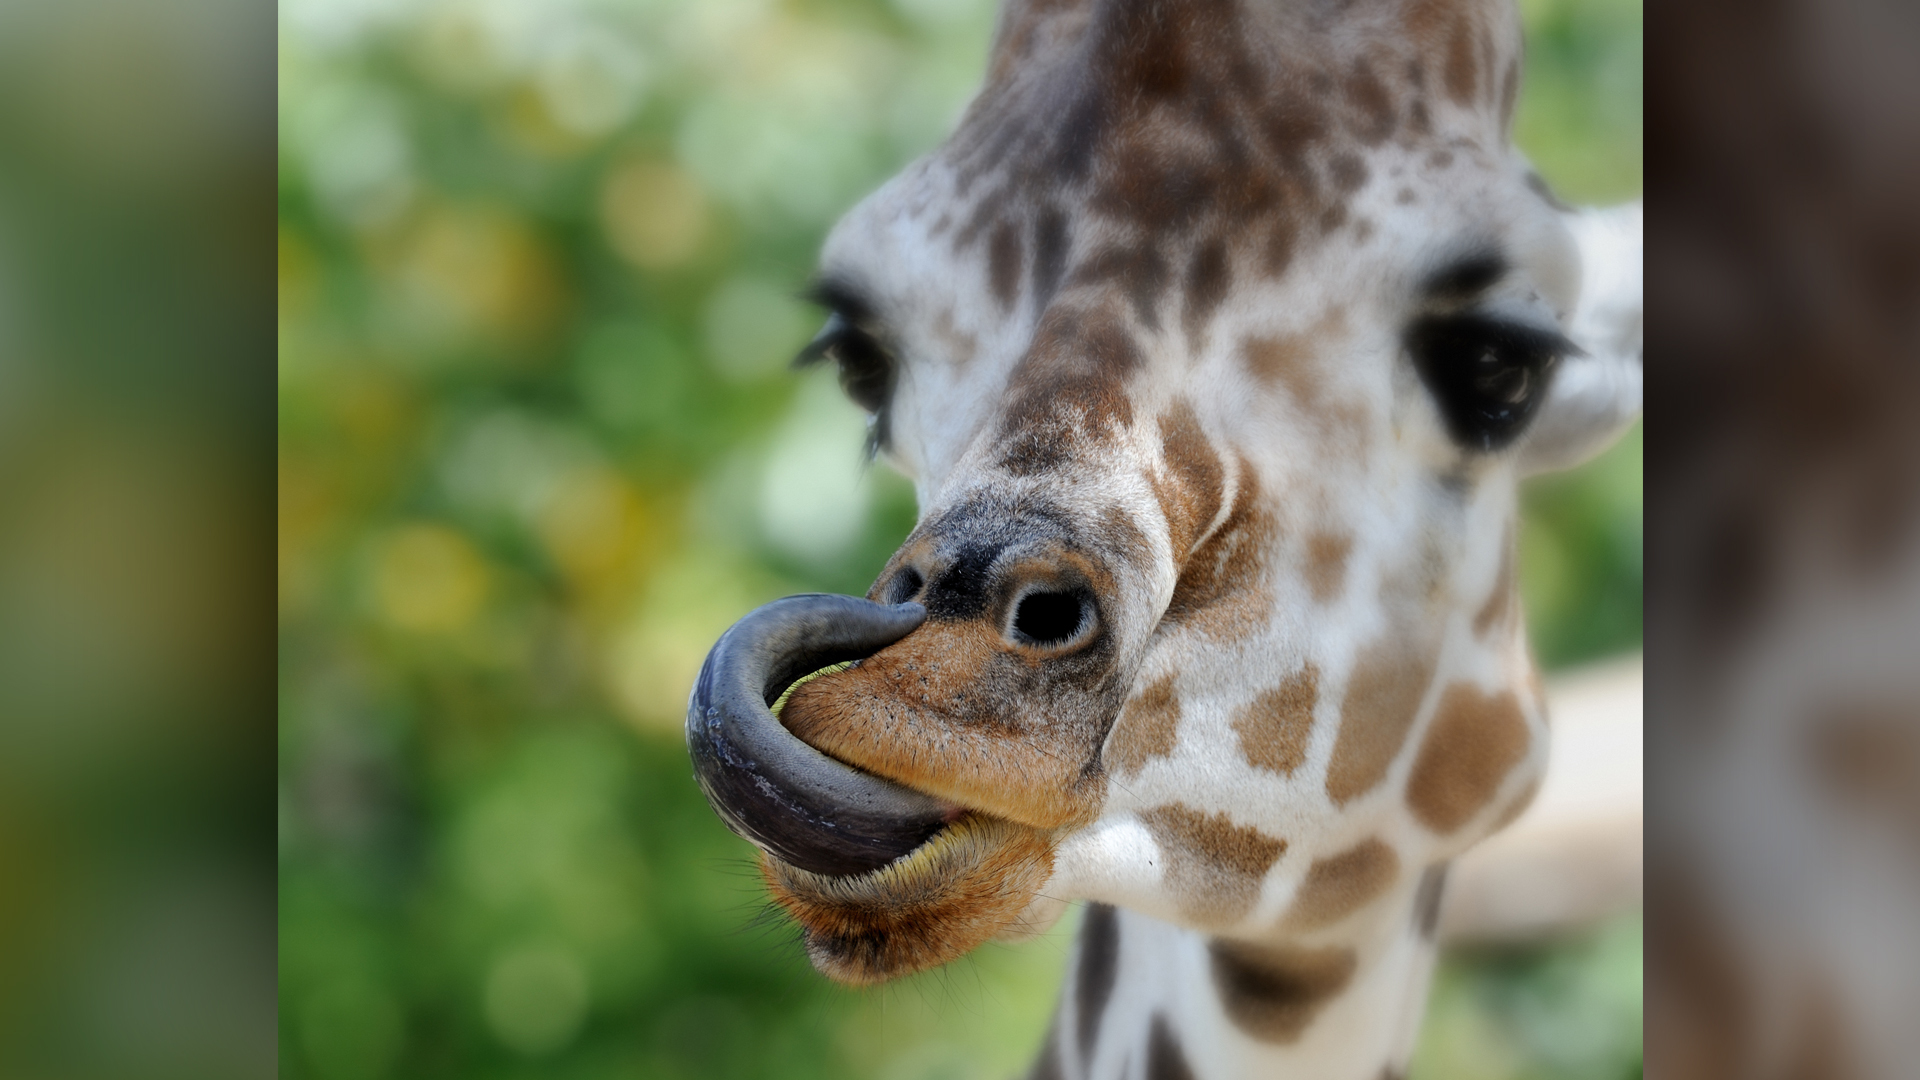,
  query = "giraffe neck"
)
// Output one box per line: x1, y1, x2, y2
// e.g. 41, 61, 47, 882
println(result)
1034, 875, 1447, 1080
